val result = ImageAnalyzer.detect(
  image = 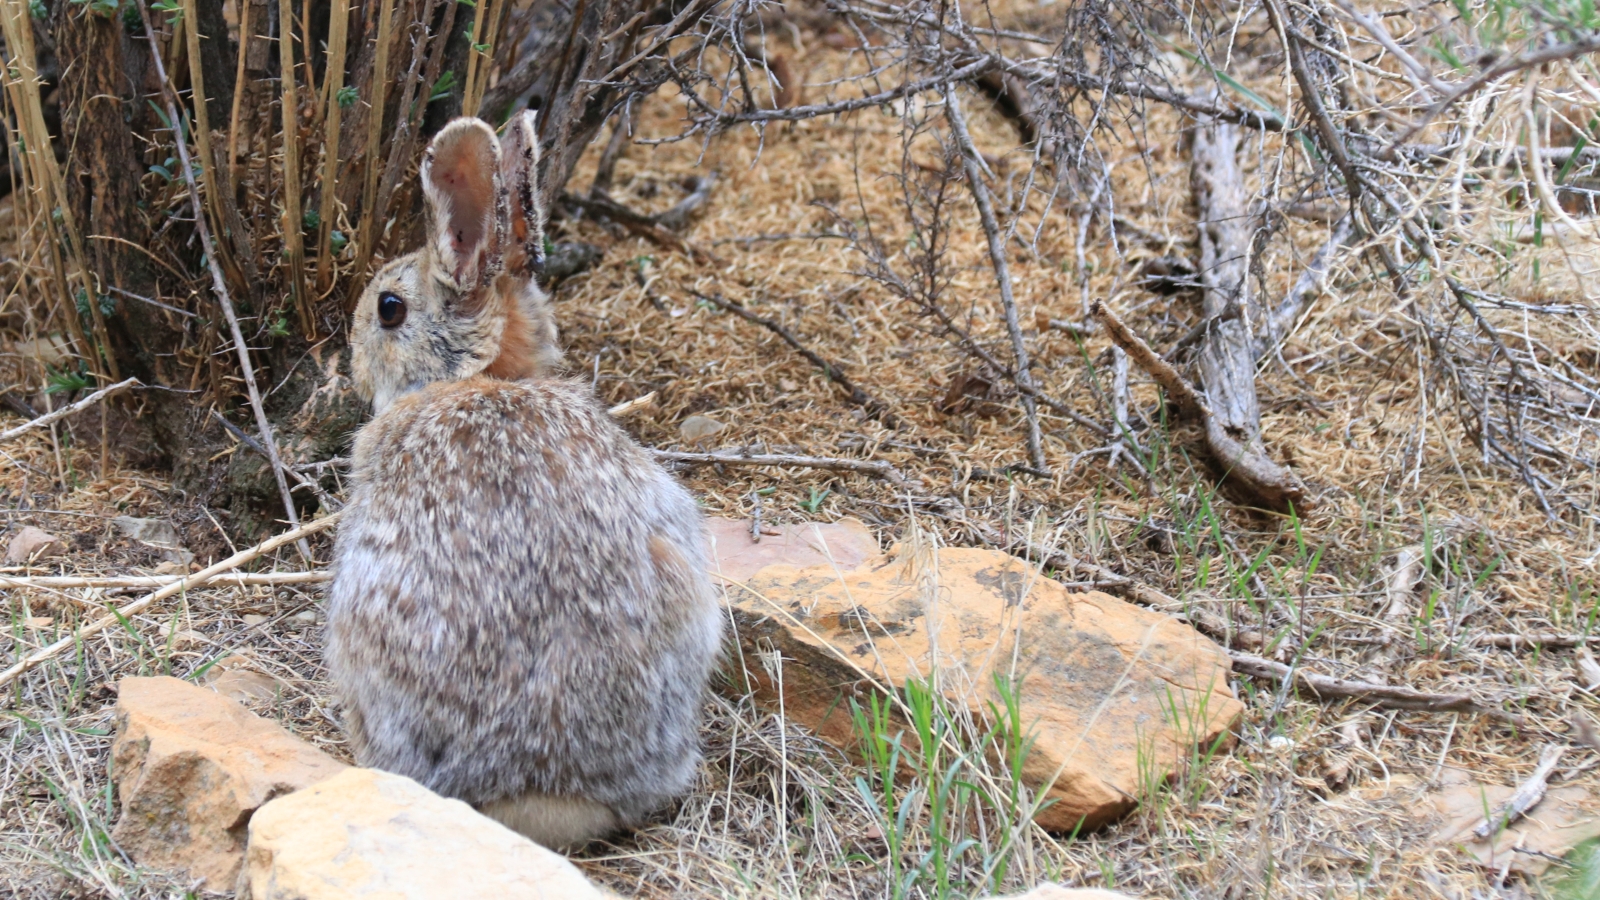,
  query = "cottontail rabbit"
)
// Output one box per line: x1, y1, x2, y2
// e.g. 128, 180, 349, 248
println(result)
327, 112, 724, 849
